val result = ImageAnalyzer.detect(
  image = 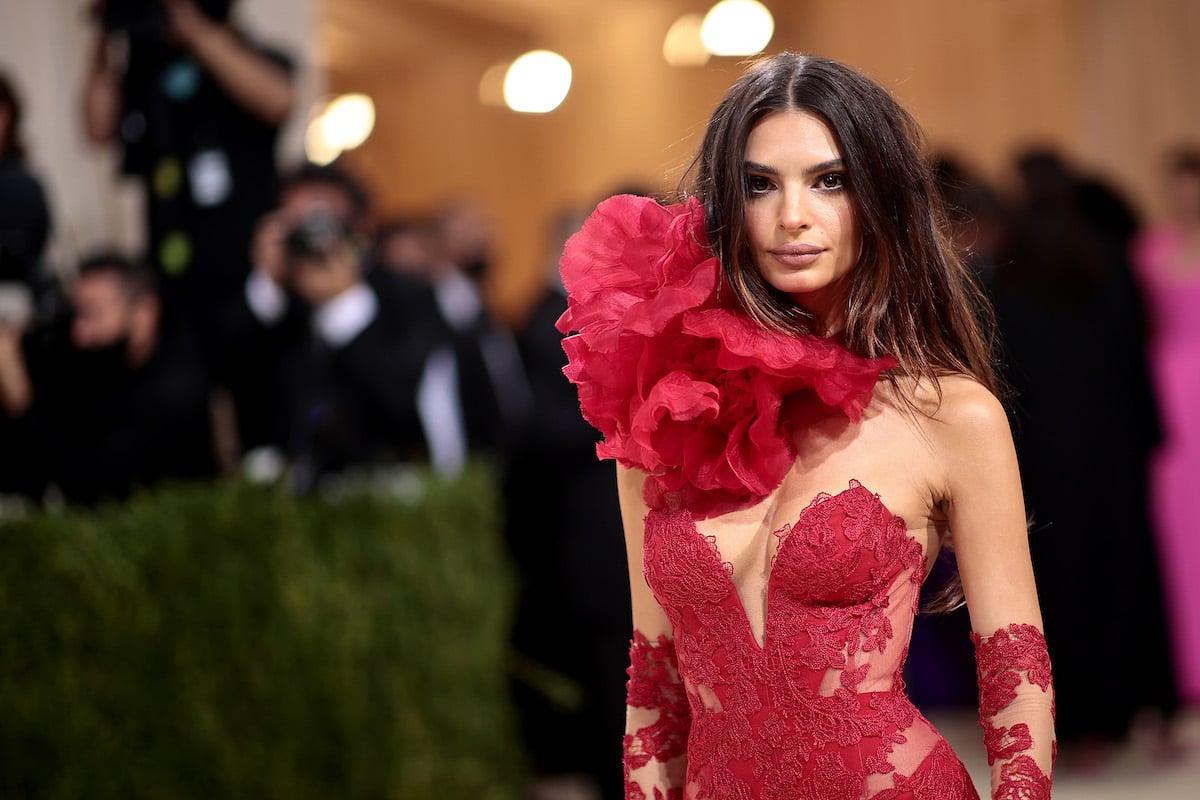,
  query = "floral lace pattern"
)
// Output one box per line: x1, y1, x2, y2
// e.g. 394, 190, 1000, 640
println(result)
624, 632, 689, 800
972, 625, 1056, 800
635, 482, 985, 799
